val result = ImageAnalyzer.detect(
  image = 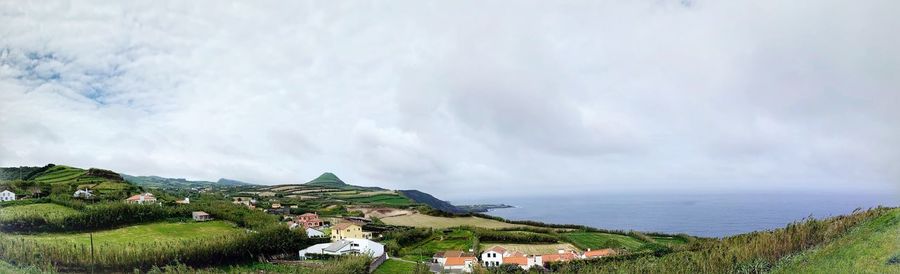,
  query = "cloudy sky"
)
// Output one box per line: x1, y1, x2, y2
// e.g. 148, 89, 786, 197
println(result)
1, 1, 898, 198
